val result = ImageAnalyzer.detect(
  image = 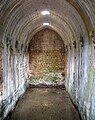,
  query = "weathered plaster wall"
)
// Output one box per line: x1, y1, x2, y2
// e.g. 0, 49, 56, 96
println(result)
0, 44, 3, 101
0, 40, 29, 120
66, 36, 95, 120
29, 28, 65, 85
